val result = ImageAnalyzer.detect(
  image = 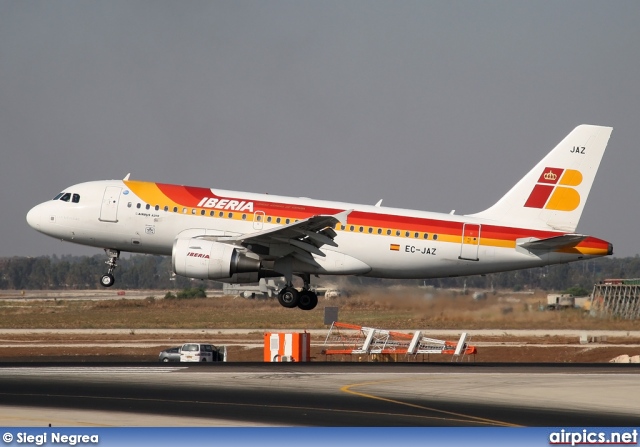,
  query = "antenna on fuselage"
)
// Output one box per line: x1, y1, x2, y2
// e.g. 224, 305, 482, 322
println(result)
123, 173, 131, 181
